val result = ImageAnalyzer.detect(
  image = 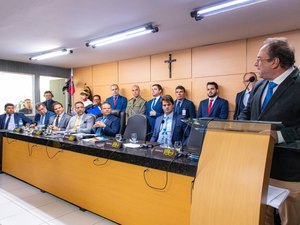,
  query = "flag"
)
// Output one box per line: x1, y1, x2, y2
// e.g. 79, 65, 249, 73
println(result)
68, 78, 75, 96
